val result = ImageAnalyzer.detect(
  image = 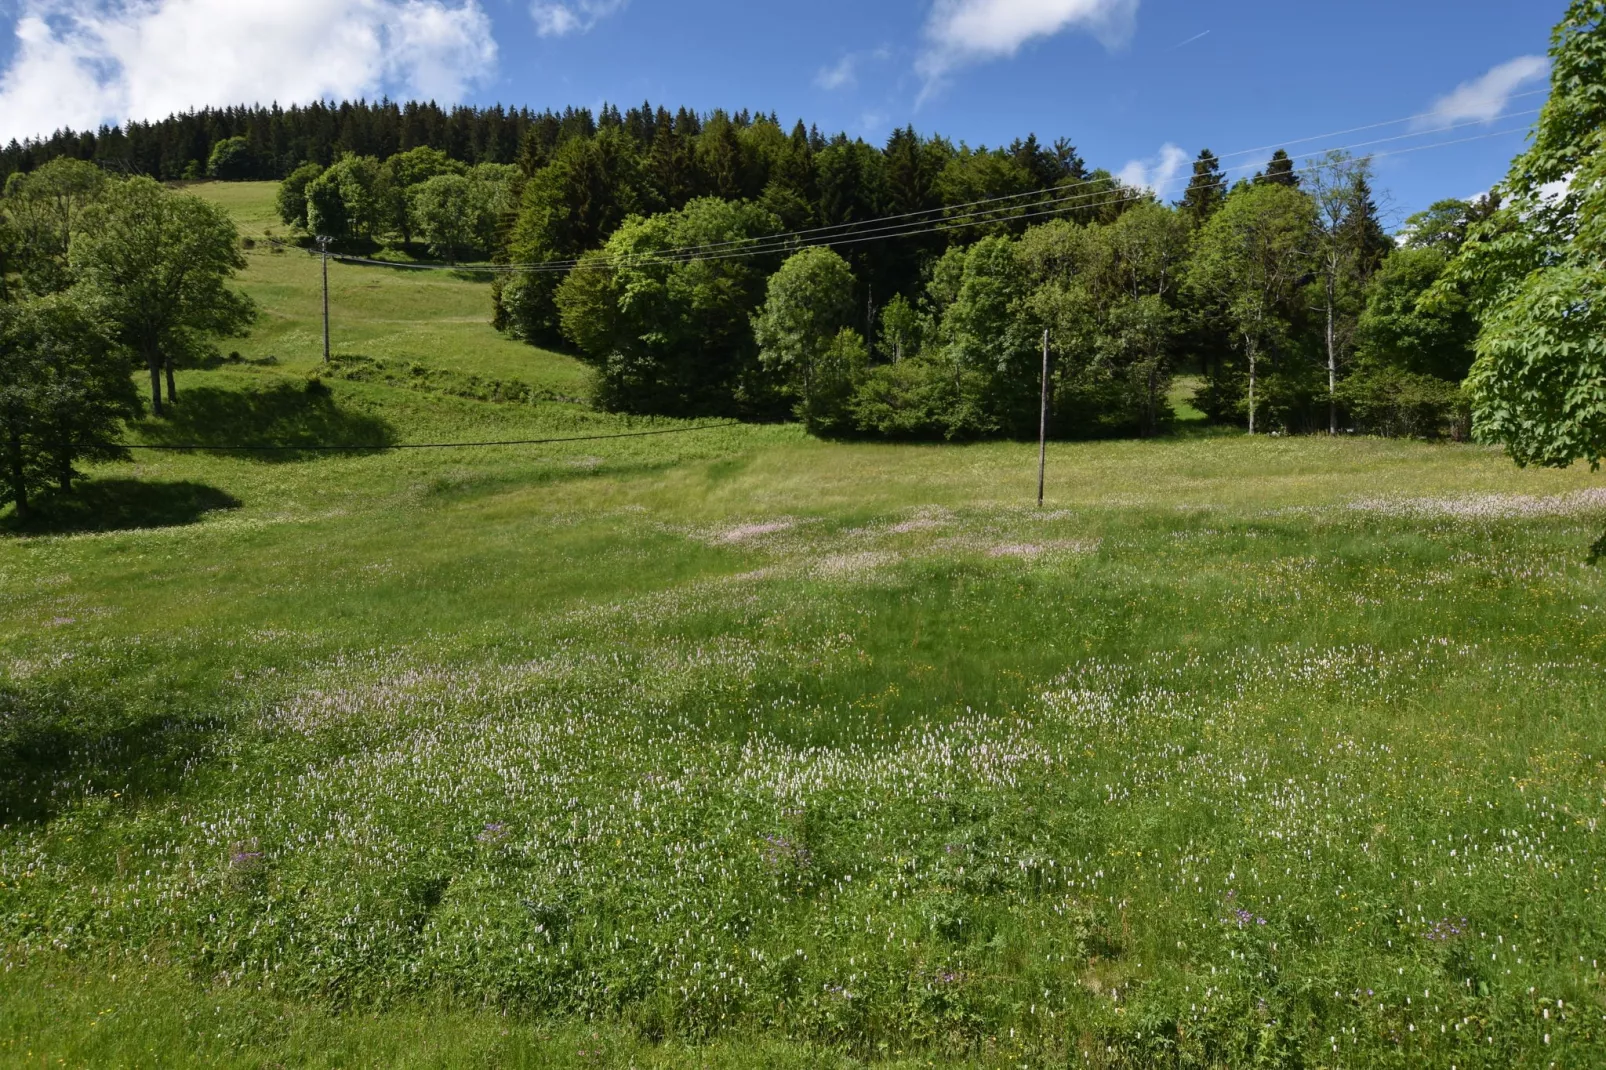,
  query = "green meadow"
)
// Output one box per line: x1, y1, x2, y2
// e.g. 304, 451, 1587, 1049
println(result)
1, 183, 1604, 1068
